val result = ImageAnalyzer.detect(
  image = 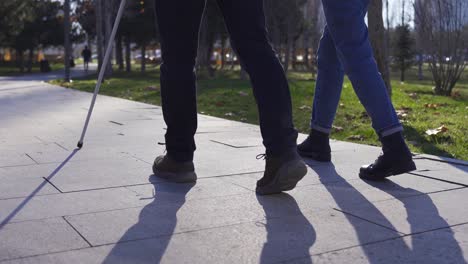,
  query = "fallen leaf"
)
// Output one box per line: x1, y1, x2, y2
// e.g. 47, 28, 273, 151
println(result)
344, 114, 355, 121
347, 135, 364, 141
145, 86, 159, 91
396, 109, 409, 119
238, 91, 248, 96
360, 111, 369, 119
339, 103, 345, 107
299, 105, 312, 111
424, 103, 439, 109
408, 93, 419, 99
433, 112, 441, 116
425, 125, 448, 136
333, 125, 344, 132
